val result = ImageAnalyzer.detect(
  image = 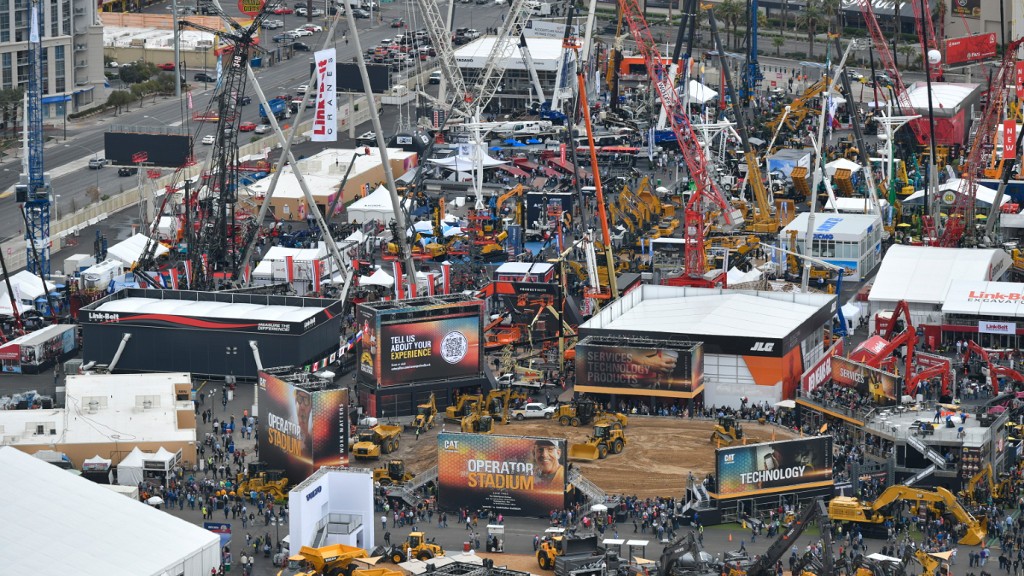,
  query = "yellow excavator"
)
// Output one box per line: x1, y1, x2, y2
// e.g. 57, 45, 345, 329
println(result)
766, 77, 828, 134
829, 485, 987, 545
568, 423, 626, 460
710, 416, 746, 445
483, 388, 513, 425
444, 394, 481, 423
405, 392, 437, 433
